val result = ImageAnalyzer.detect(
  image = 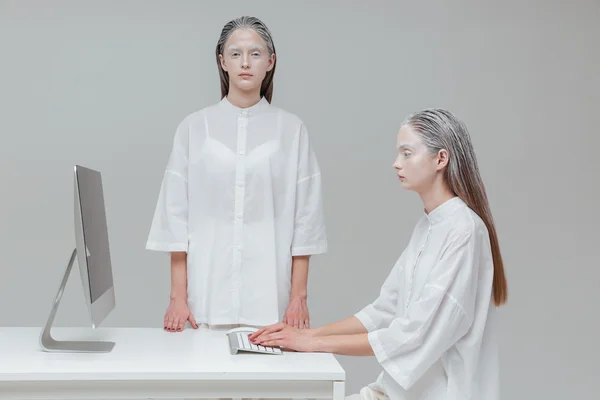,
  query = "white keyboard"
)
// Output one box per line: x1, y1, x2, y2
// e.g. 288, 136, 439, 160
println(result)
226, 329, 283, 355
